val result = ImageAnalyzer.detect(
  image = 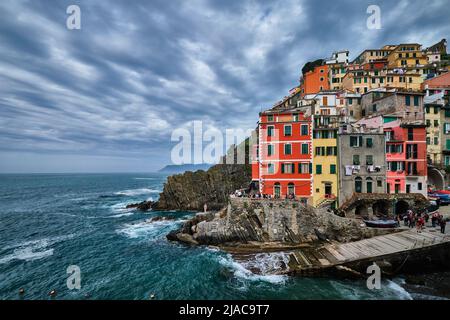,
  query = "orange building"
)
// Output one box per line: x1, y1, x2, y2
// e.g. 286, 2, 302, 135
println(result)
301, 65, 329, 96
